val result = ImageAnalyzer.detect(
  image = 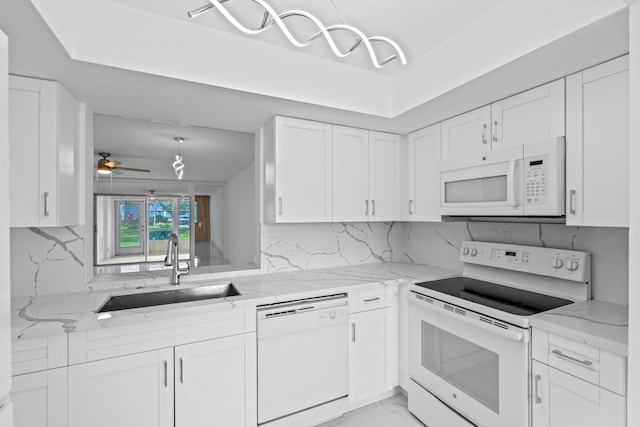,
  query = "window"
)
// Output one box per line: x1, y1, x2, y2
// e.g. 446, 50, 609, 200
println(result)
95, 195, 191, 265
